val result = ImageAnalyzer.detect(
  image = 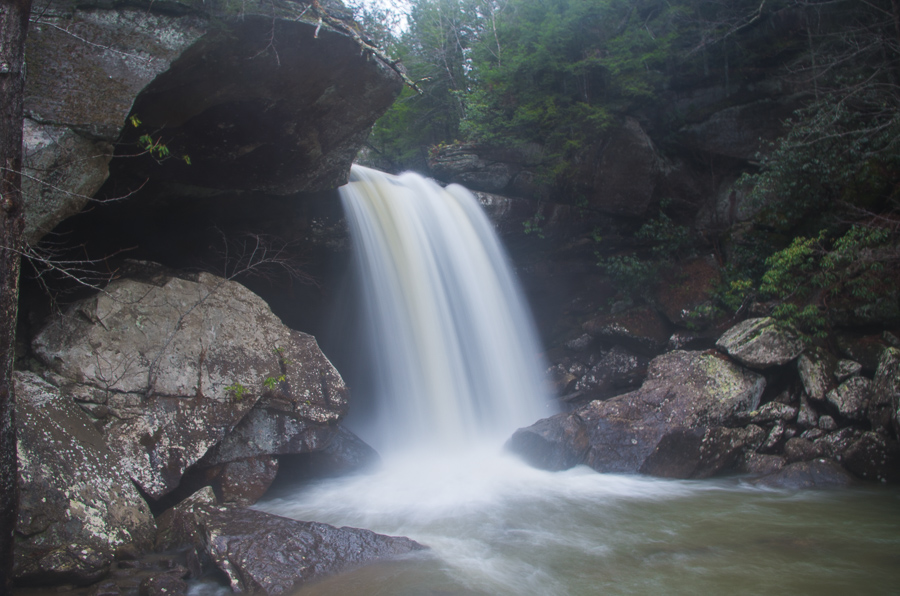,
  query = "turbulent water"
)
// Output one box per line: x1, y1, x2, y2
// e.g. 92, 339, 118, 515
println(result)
255, 167, 900, 595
